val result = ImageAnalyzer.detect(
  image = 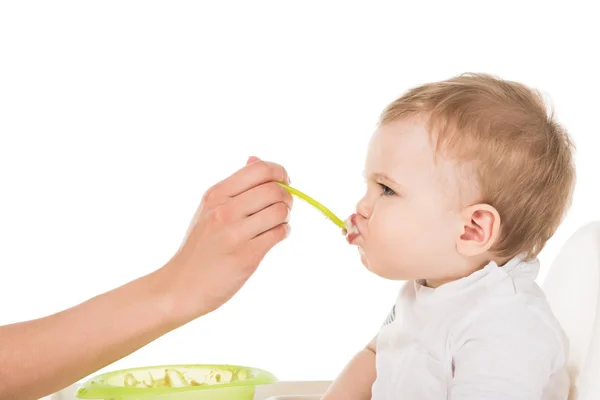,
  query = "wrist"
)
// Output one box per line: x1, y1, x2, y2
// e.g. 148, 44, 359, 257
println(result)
143, 266, 189, 329
151, 259, 214, 326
